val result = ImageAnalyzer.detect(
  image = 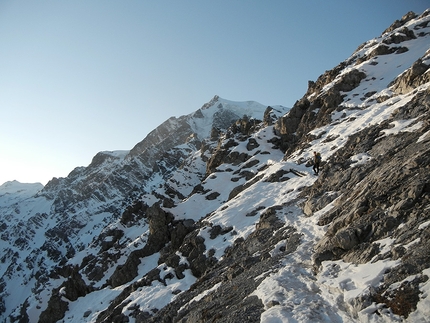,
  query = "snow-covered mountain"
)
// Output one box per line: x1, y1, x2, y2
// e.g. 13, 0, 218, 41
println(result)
0, 181, 43, 208
1, 9, 430, 323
